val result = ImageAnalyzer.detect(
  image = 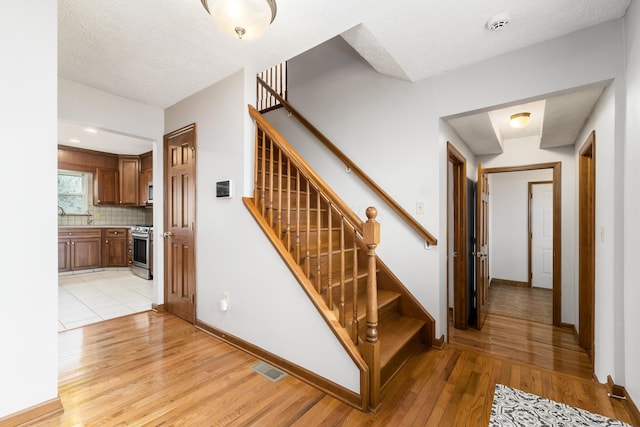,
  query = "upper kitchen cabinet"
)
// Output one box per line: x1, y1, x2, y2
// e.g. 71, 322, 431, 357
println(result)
58, 146, 152, 207
139, 151, 153, 206
94, 167, 119, 205
119, 156, 139, 205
